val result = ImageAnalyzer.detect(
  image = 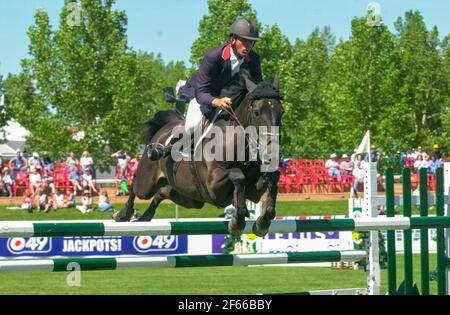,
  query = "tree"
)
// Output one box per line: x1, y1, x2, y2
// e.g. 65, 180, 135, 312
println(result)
311, 17, 403, 156
255, 24, 292, 82
280, 28, 333, 157
190, 0, 259, 67
394, 11, 448, 151
6, 0, 187, 170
